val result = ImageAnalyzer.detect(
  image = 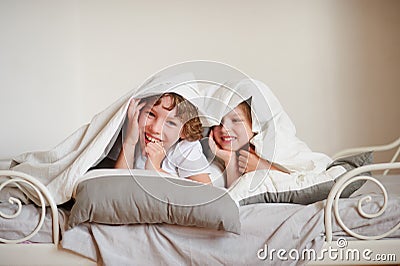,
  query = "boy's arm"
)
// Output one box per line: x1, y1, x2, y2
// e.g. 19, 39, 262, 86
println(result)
144, 142, 166, 171
115, 98, 145, 169
115, 143, 136, 169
